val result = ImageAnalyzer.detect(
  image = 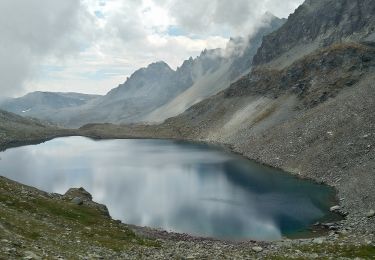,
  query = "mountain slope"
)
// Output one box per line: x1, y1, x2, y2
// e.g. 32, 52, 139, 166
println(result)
0, 109, 67, 148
